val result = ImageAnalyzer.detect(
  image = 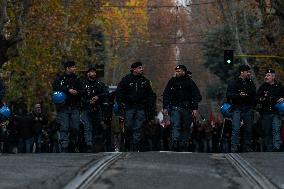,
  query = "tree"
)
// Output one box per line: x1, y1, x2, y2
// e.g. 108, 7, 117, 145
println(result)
0, 0, 30, 67
203, 24, 237, 82
1, 0, 150, 110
